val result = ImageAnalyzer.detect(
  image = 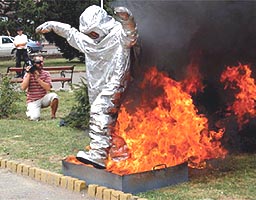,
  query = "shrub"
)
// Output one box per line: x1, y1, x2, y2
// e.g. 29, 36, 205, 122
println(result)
62, 77, 90, 129
0, 75, 21, 118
